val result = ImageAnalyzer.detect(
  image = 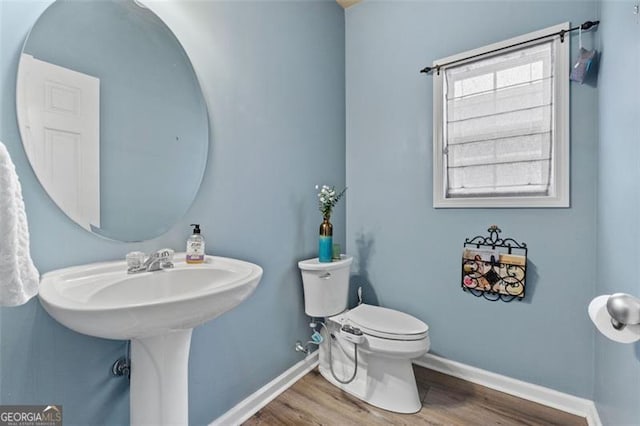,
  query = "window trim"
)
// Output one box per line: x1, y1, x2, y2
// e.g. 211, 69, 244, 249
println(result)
432, 23, 570, 208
